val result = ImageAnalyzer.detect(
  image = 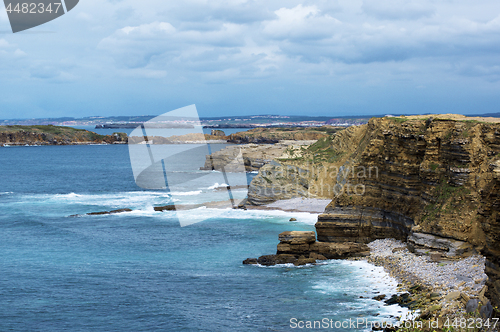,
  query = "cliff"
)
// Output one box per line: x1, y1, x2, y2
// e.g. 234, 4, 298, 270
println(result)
0, 125, 127, 145
247, 114, 500, 307
247, 125, 369, 204
227, 126, 340, 144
